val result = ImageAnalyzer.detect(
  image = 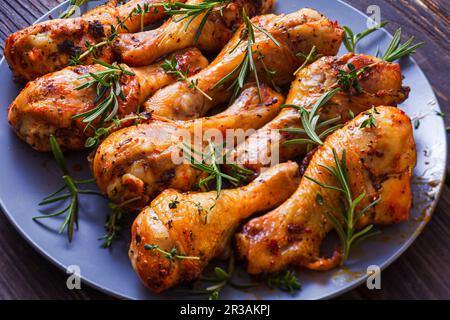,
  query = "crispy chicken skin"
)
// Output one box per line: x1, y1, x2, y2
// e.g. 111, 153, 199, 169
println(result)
236, 107, 416, 274
4, 0, 169, 81
233, 53, 409, 172
92, 85, 284, 210
114, 0, 274, 66
143, 8, 343, 120
129, 161, 299, 292
8, 48, 208, 151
